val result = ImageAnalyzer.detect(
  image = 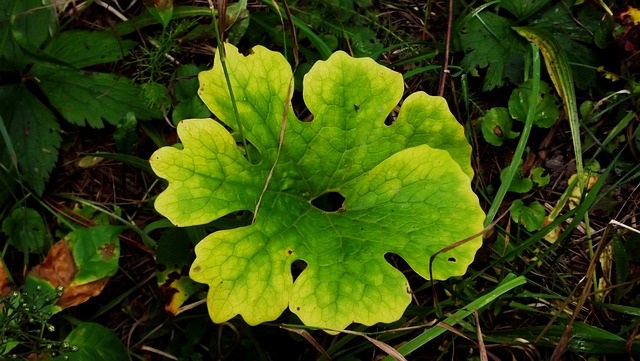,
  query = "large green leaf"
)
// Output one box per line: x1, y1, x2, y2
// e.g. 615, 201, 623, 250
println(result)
0, 0, 57, 71
151, 45, 485, 330
32, 65, 160, 127
1, 207, 47, 253
51, 322, 128, 361
0, 85, 61, 195
67, 225, 121, 285
43, 30, 137, 69
459, 12, 528, 91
